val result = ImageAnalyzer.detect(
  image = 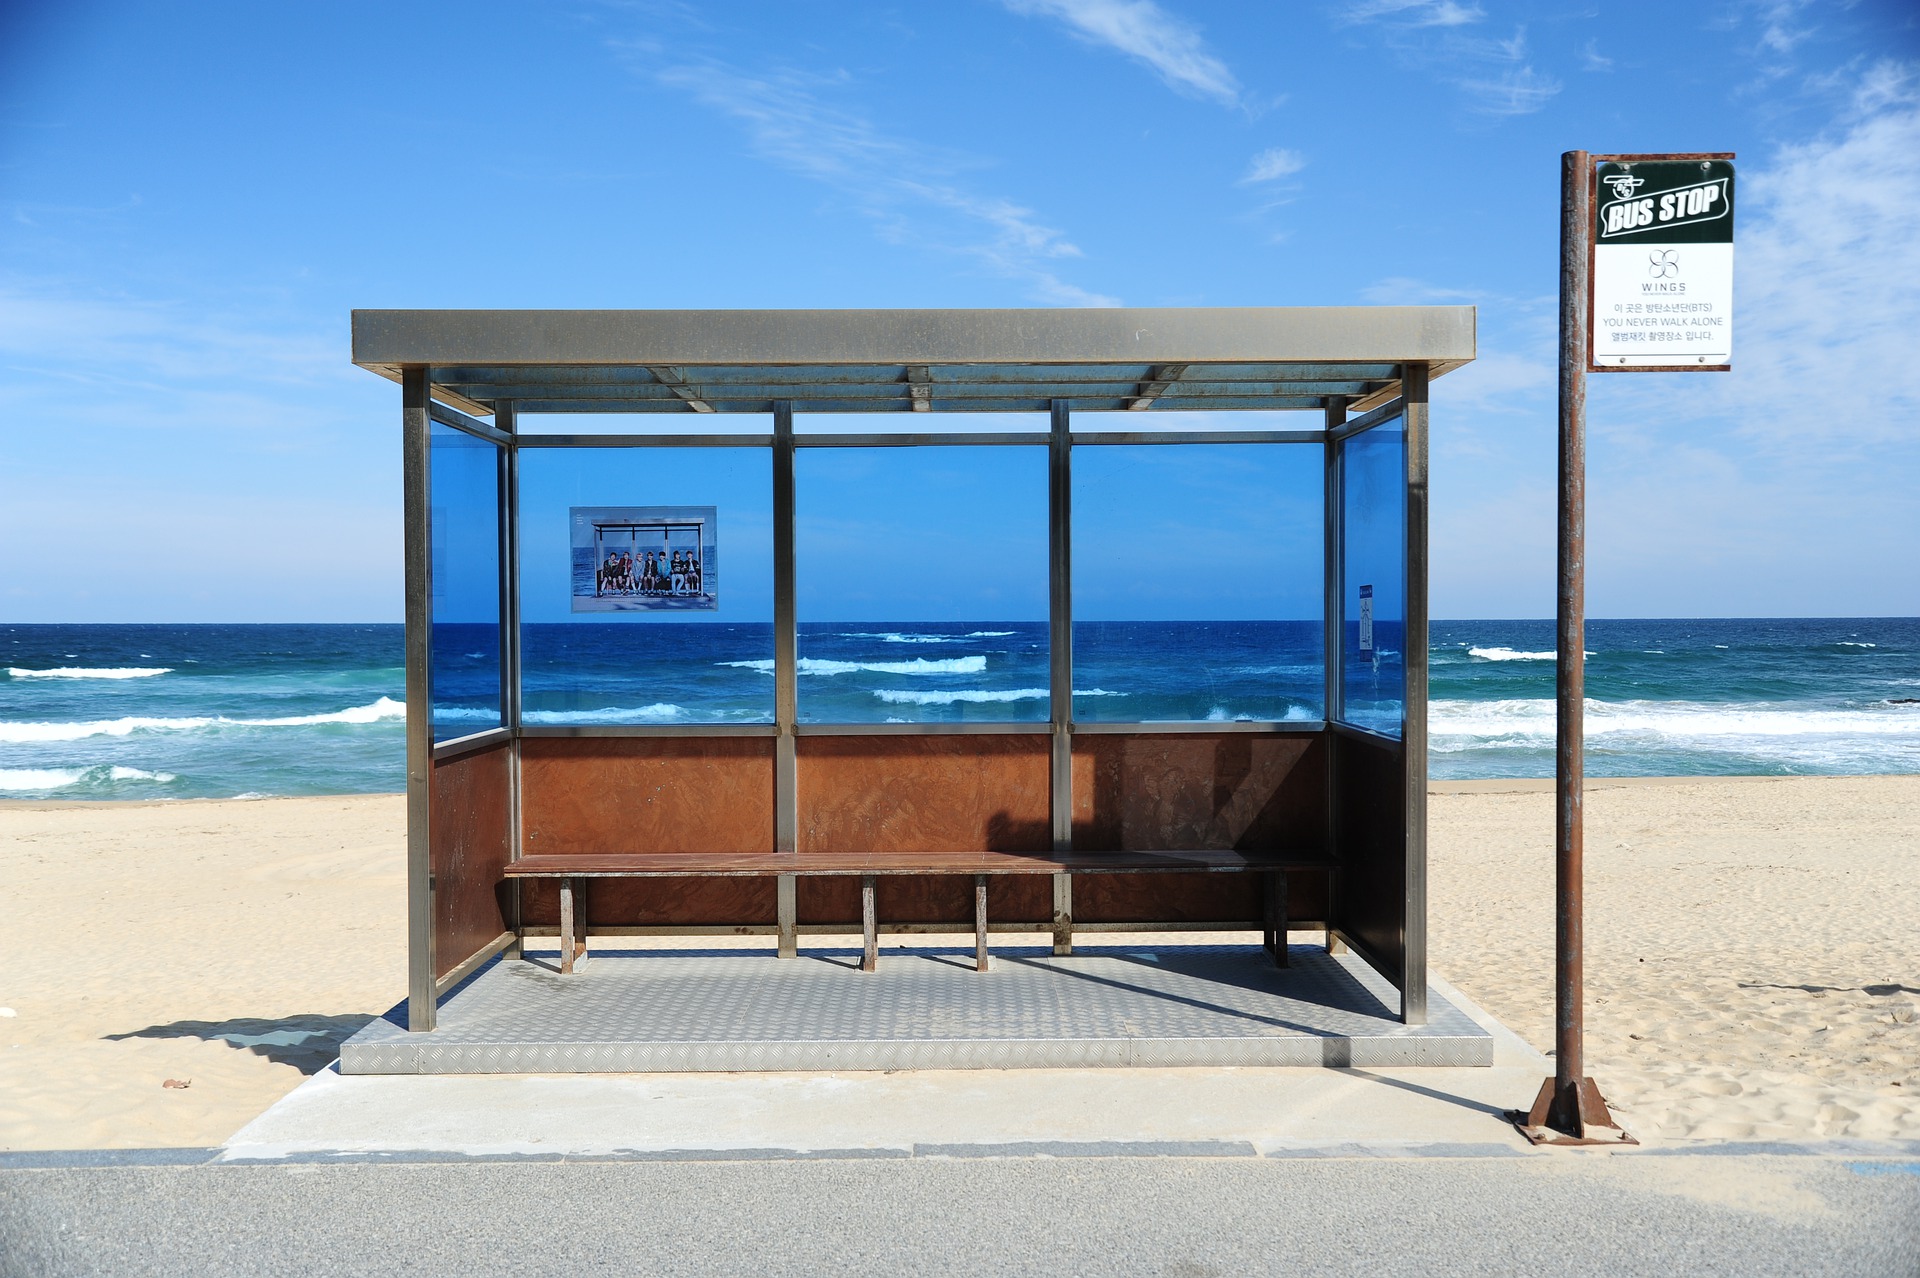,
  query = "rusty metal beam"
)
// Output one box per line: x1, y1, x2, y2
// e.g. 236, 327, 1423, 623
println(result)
1124, 363, 1188, 410
647, 365, 715, 413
